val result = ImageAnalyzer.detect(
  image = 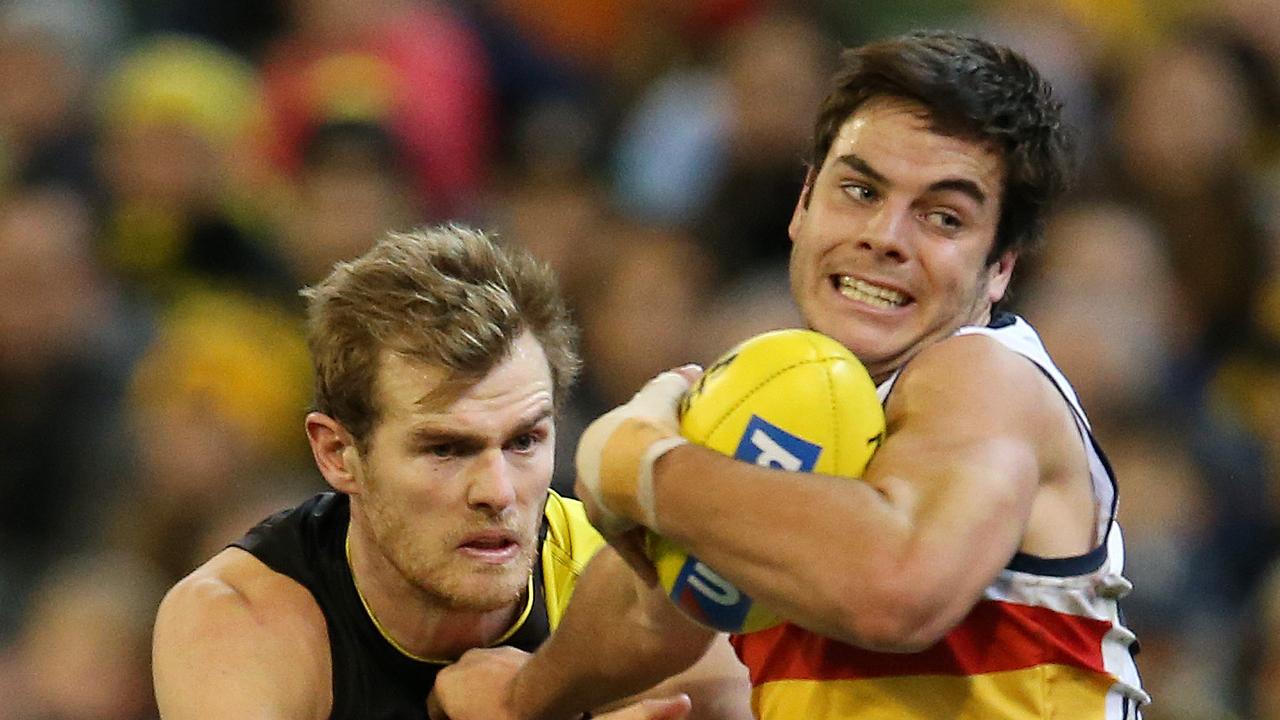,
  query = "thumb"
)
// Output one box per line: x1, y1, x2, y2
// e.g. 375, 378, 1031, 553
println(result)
634, 369, 695, 407
426, 689, 448, 720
